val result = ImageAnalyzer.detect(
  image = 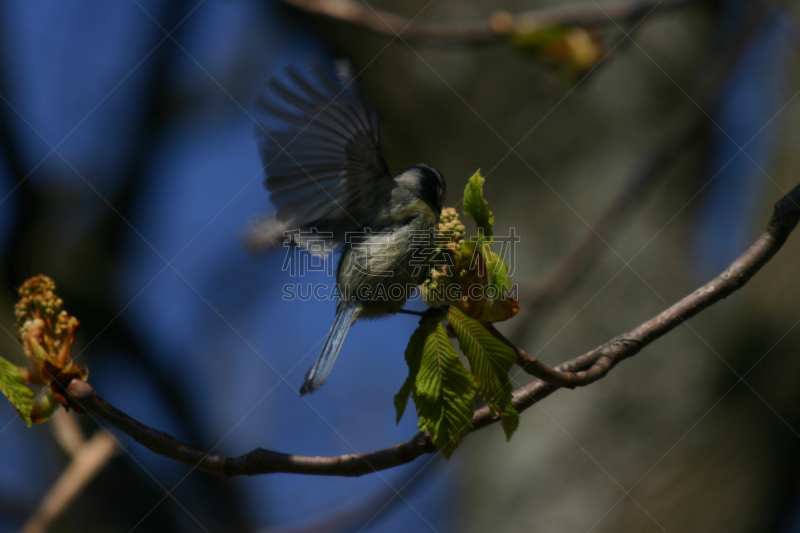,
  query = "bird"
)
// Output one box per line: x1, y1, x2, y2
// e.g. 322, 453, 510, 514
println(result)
249, 59, 446, 395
